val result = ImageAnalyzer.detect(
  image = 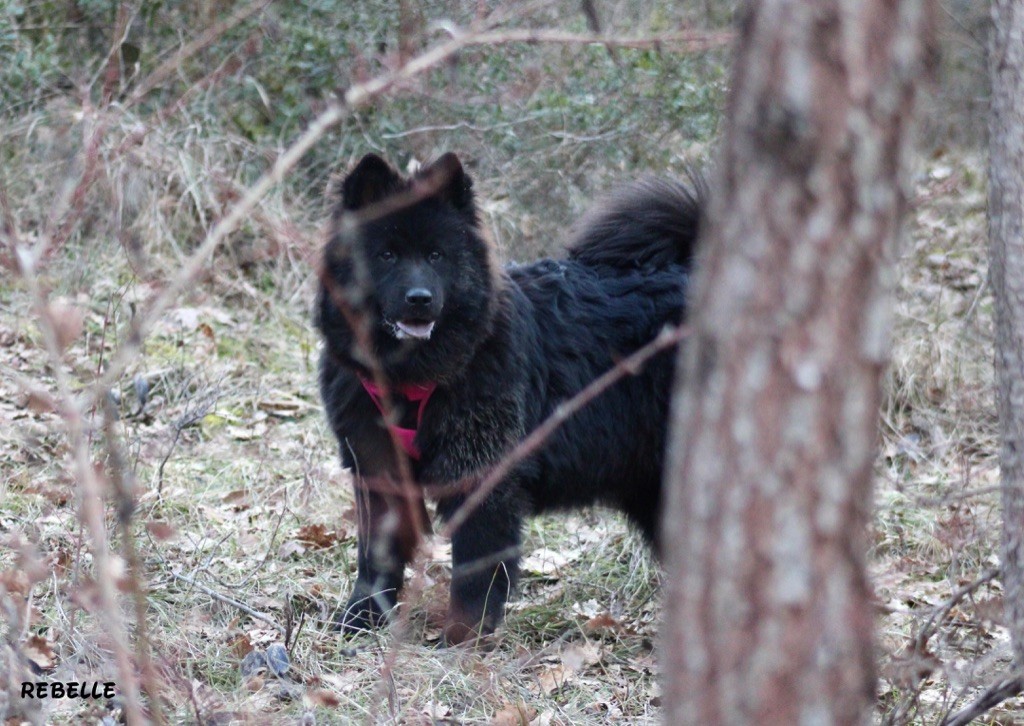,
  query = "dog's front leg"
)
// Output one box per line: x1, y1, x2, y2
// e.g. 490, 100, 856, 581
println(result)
436, 487, 524, 645
338, 475, 429, 634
